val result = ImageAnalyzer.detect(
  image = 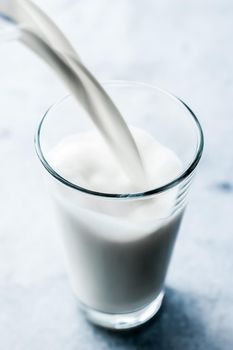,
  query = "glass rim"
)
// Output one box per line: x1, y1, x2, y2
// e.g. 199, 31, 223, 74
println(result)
34, 80, 204, 199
